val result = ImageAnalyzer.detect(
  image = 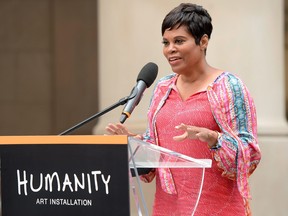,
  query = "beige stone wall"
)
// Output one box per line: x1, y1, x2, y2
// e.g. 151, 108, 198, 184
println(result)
0, 0, 52, 134
96, 0, 288, 215
0, 0, 98, 135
